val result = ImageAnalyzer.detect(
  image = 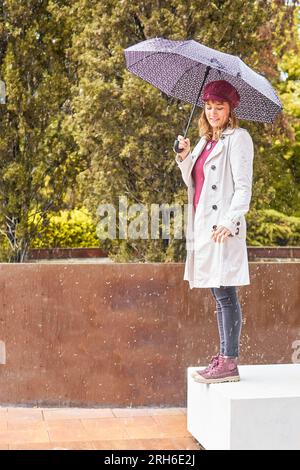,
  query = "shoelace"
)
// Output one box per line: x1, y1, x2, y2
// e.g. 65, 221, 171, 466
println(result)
200, 356, 219, 372
196, 355, 221, 375
209, 356, 220, 369
210, 359, 237, 376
